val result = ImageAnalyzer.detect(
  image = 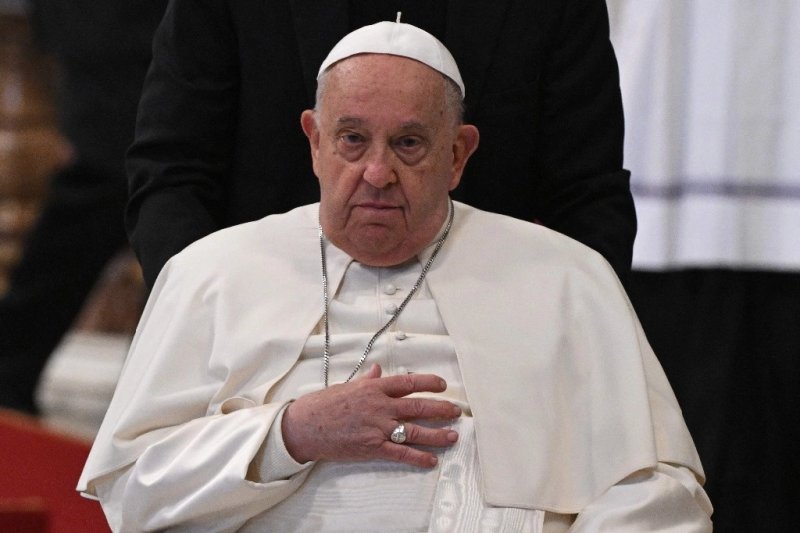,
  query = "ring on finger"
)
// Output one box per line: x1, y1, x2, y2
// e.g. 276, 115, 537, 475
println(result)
390, 423, 407, 444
